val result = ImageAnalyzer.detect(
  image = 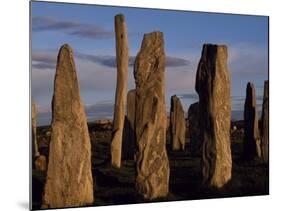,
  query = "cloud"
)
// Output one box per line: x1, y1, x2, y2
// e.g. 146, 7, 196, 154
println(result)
33, 16, 81, 31
32, 49, 191, 71
228, 43, 268, 75
32, 62, 55, 70
77, 53, 190, 68
85, 100, 114, 118
32, 50, 57, 70
69, 28, 114, 39
166, 56, 191, 67
32, 16, 114, 39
